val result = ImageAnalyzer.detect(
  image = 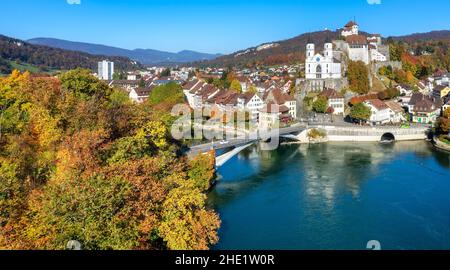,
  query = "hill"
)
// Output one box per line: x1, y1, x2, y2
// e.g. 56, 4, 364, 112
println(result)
0, 35, 140, 74
197, 30, 450, 68
28, 38, 222, 65
389, 30, 450, 42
